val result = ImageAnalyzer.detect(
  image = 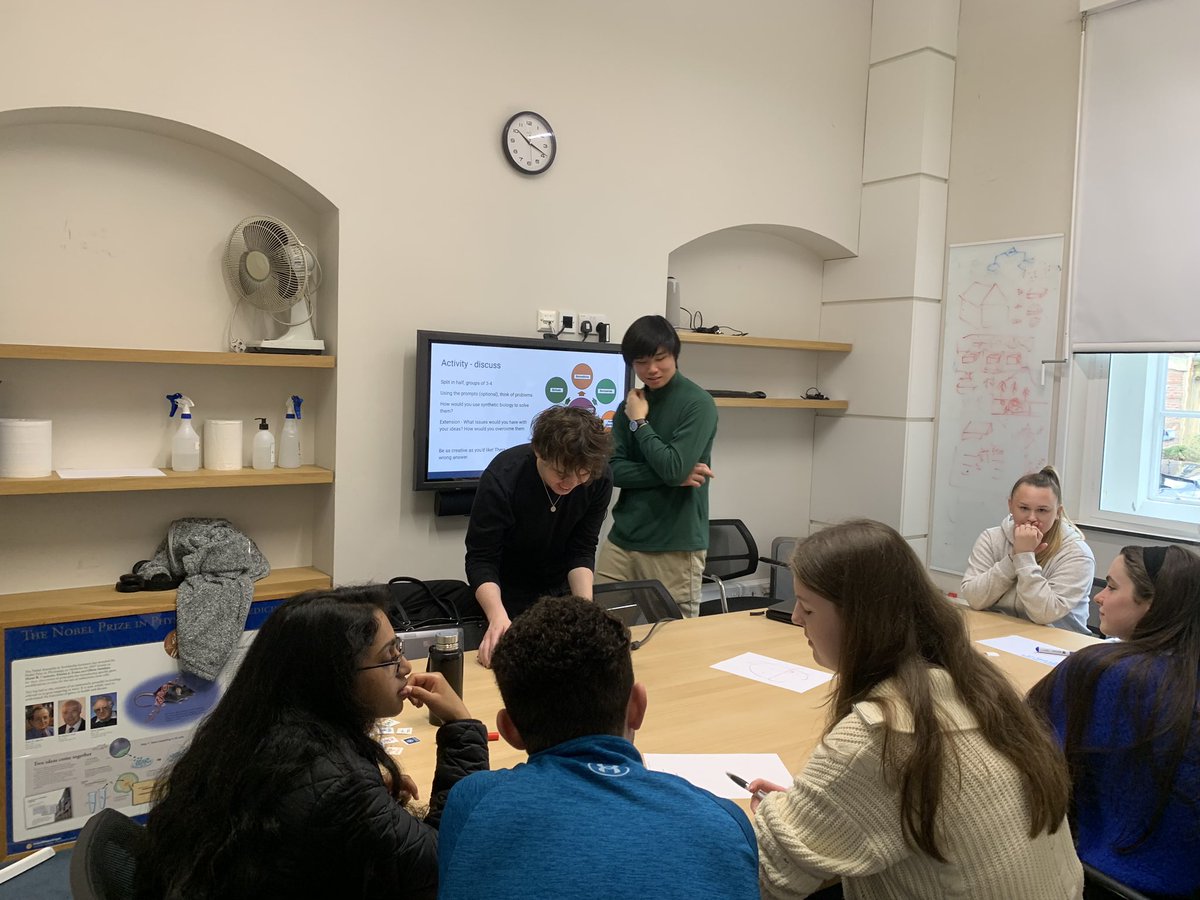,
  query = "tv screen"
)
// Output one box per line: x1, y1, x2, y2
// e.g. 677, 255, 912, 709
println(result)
413, 330, 631, 492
